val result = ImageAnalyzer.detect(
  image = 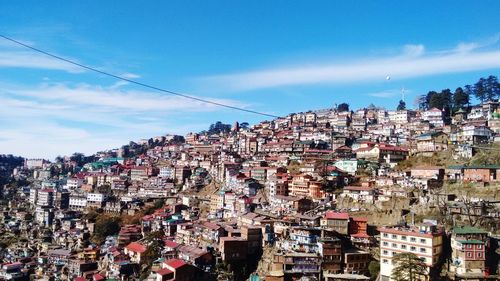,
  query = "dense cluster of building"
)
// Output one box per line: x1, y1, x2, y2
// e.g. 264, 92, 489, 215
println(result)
1, 100, 499, 281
